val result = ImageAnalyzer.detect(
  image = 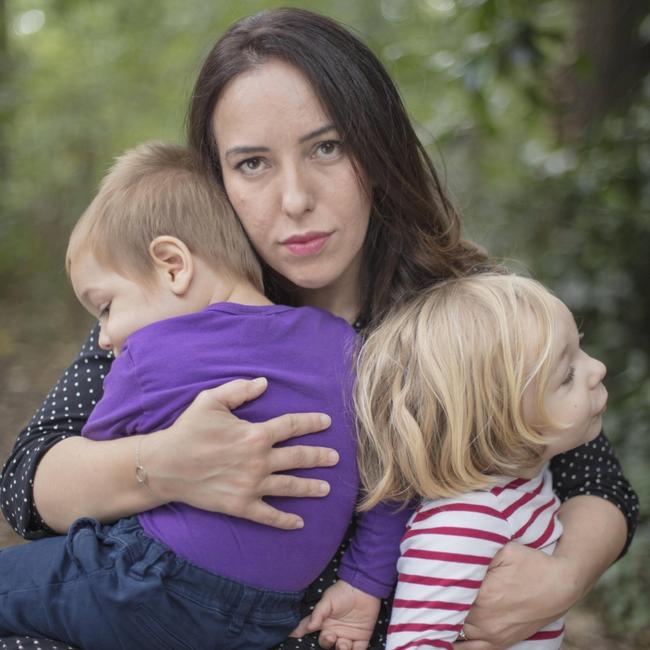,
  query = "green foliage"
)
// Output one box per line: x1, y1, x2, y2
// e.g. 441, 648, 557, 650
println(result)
531, 103, 650, 643
1, 0, 648, 640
